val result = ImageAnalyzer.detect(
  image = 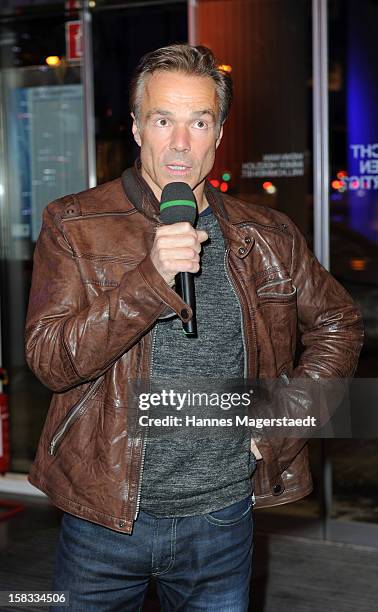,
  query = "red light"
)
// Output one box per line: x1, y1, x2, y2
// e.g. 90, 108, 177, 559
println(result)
220, 182, 228, 192
263, 181, 273, 190
332, 180, 342, 190
210, 179, 220, 188
337, 170, 348, 179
